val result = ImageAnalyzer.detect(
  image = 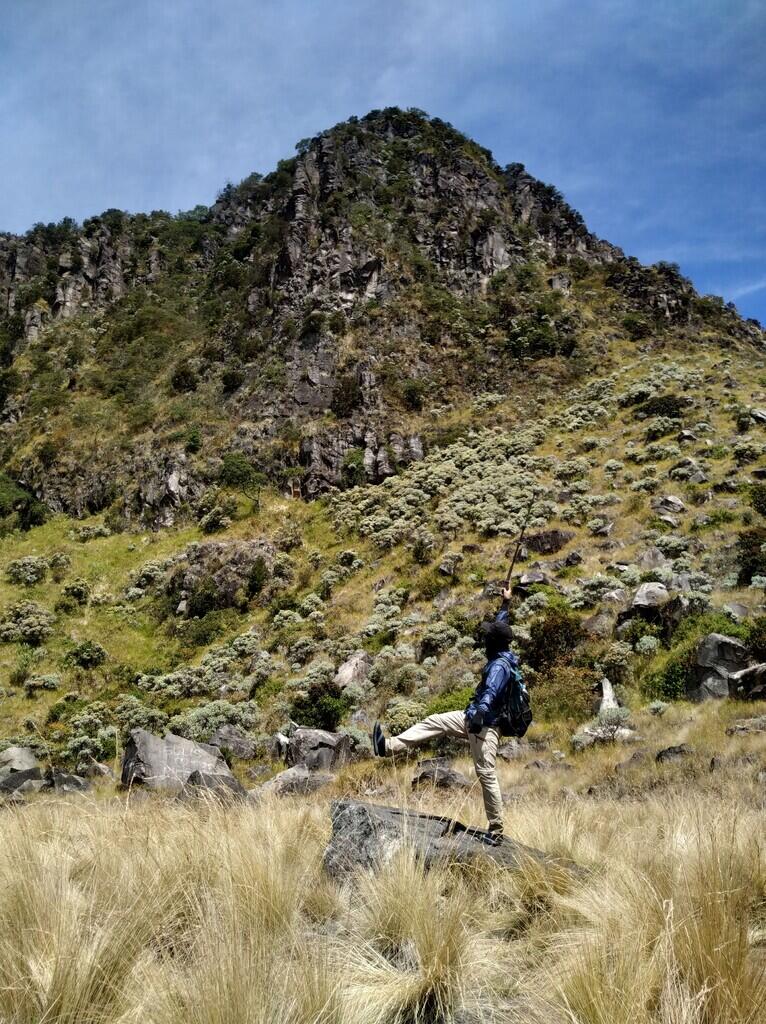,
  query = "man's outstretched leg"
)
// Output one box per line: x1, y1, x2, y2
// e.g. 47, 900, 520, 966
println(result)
373, 711, 467, 757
